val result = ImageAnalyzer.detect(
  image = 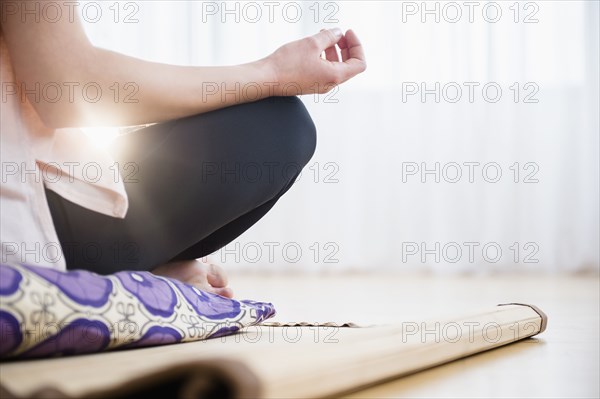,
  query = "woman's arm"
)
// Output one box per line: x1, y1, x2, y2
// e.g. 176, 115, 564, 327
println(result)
1, 2, 365, 128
